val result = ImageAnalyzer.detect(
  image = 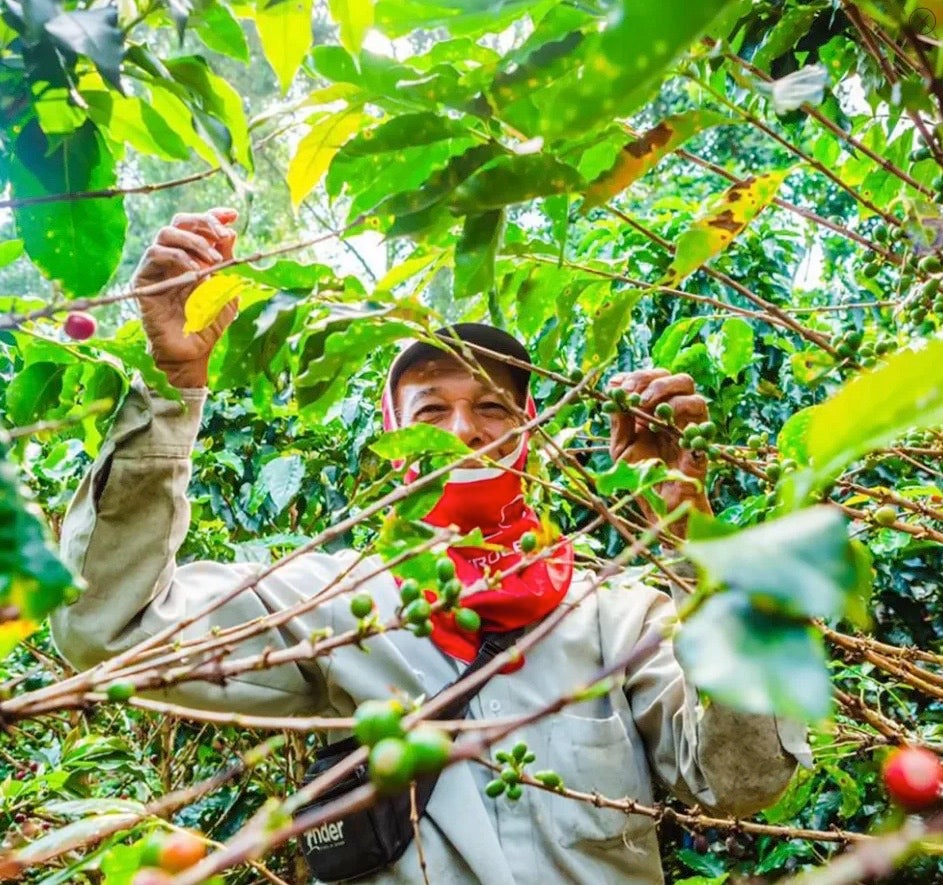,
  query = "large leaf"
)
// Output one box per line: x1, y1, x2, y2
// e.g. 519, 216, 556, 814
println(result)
752, 4, 824, 72
183, 274, 253, 334
258, 455, 305, 513
684, 506, 868, 622
253, 0, 314, 92
194, 1, 250, 62
447, 154, 585, 213
4, 361, 68, 426
329, 0, 375, 54
707, 318, 755, 379
582, 111, 735, 210
9, 120, 126, 298
662, 168, 793, 285
371, 424, 471, 461
504, 0, 748, 141
373, 0, 548, 37
454, 209, 503, 299
44, 6, 124, 91
676, 592, 834, 720
802, 338, 943, 483
288, 108, 364, 207
0, 454, 77, 658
